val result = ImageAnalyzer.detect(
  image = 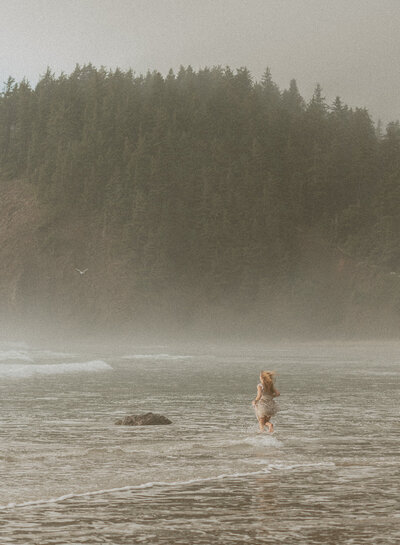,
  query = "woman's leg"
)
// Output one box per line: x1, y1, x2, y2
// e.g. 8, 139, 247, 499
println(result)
265, 418, 274, 433
258, 416, 266, 432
